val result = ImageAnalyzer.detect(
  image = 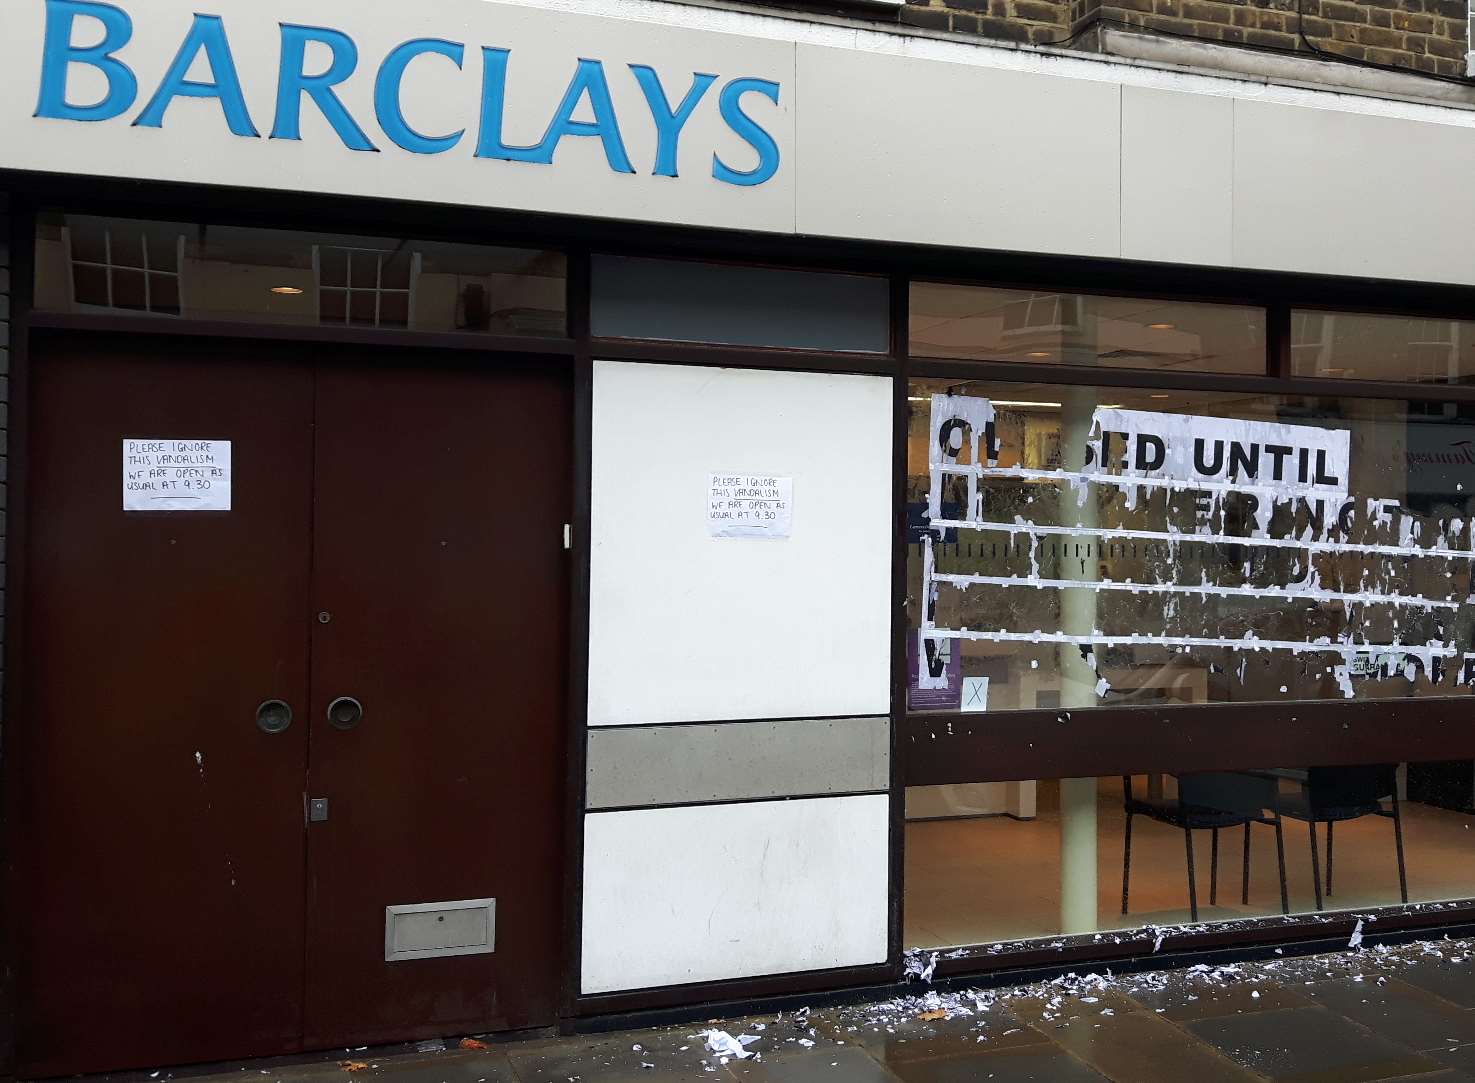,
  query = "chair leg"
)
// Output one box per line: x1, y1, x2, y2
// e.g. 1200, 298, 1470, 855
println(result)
1393, 795, 1409, 904
1210, 827, 1220, 906
1122, 811, 1133, 916
1326, 821, 1334, 897
1308, 817, 1324, 912
1242, 821, 1252, 906
1185, 826, 1199, 922
1274, 815, 1289, 915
